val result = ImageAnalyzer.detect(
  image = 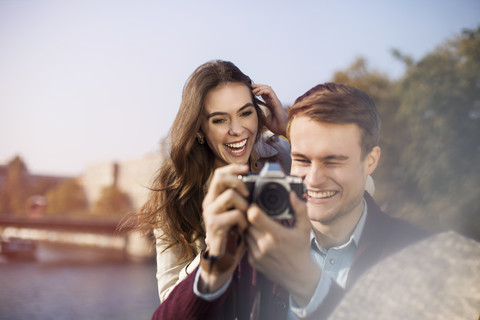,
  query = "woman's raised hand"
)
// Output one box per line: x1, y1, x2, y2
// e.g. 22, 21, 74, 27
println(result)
252, 84, 288, 136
